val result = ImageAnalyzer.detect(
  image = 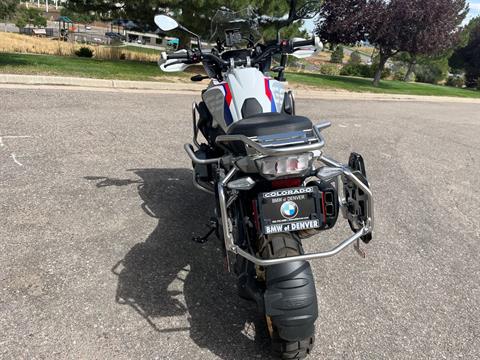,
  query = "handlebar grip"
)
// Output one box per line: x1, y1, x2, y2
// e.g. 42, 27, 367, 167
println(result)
292, 38, 315, 48
167, 52, 189, 60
